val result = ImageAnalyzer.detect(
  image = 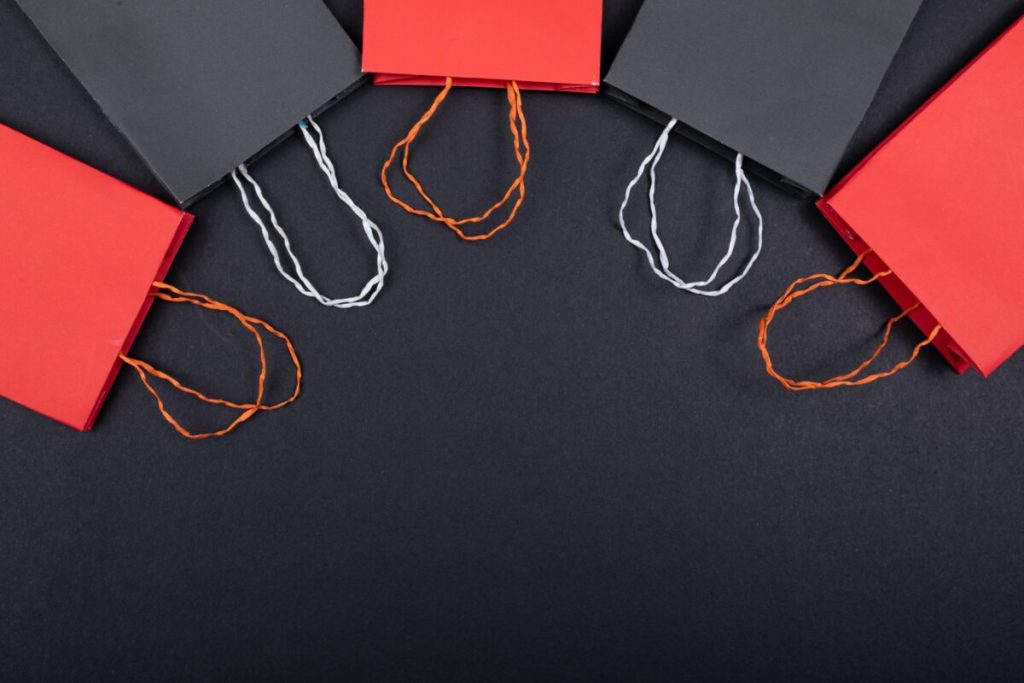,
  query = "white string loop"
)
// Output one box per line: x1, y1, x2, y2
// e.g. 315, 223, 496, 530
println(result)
617, 119, 764, 297
231, 116, 388, 309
